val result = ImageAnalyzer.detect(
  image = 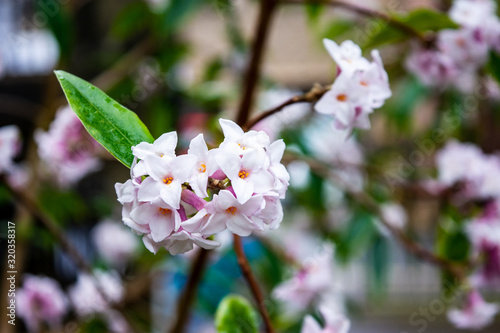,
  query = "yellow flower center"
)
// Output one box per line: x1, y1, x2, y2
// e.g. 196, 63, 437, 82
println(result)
336, 94, 347, 102
163, 177, 174, 185
158, 208, 171, 215
199, 163, 206, 173
226, 207, 237, 215
238, 170, 249, 179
